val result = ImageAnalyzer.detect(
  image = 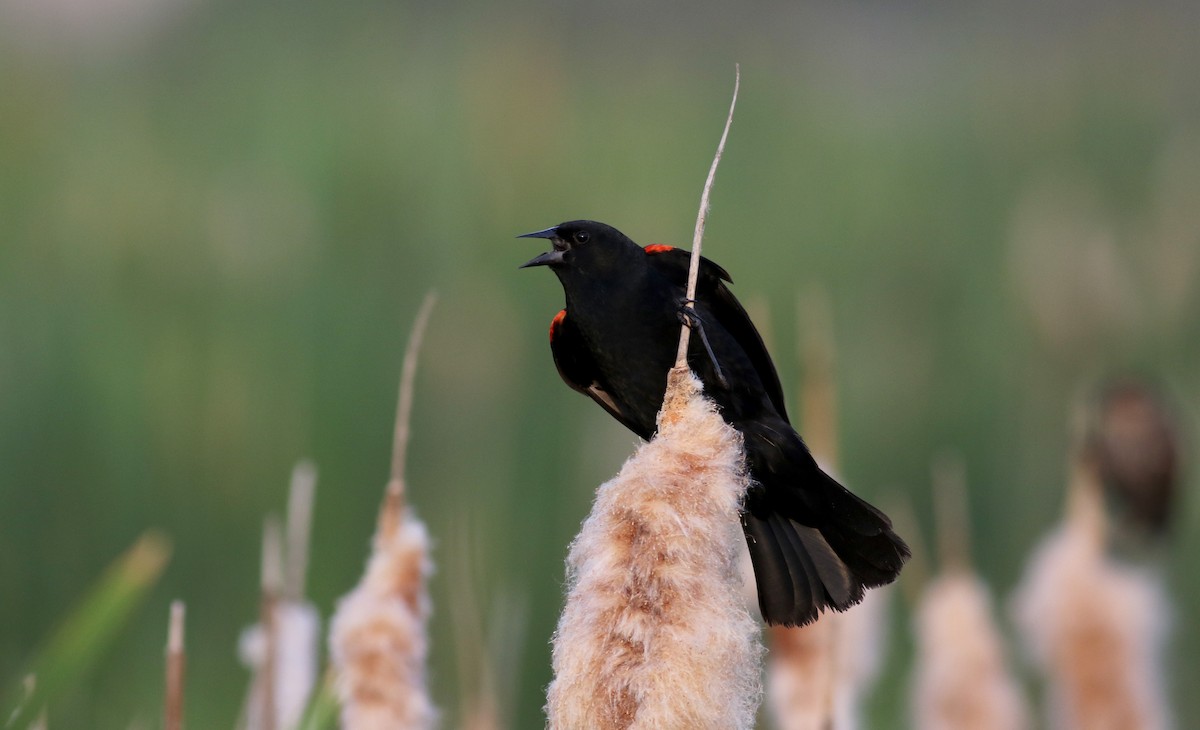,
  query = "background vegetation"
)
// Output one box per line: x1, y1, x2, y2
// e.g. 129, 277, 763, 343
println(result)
1, 0, 1197, 727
